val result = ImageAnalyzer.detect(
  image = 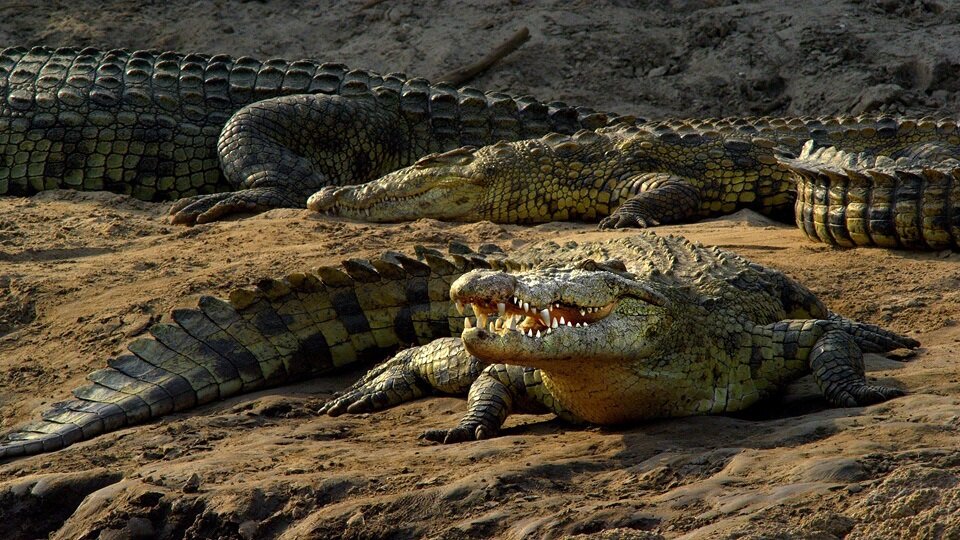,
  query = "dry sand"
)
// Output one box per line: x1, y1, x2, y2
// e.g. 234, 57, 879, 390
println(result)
3, 1, 960, 538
